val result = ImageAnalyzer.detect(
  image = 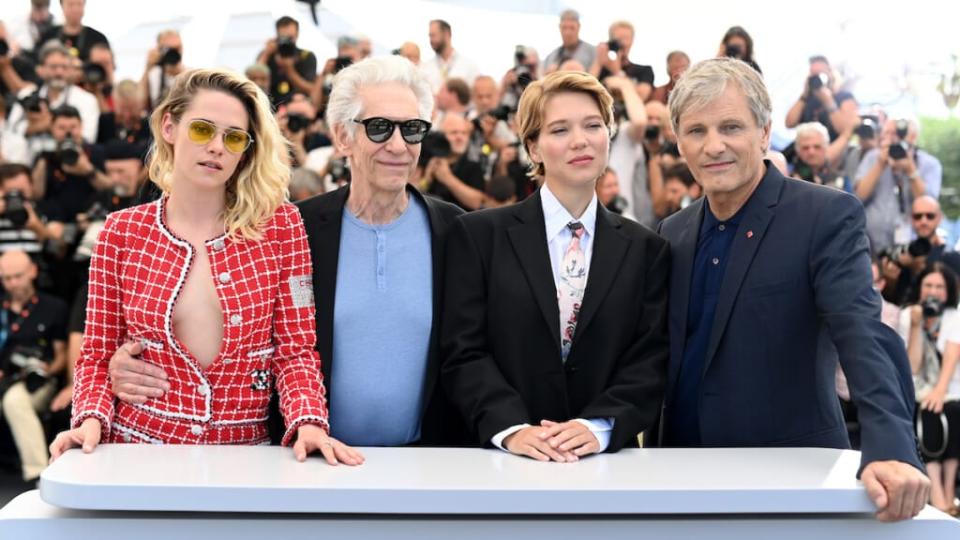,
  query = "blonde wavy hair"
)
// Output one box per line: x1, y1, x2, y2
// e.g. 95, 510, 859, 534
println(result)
147, 68, 290, 241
